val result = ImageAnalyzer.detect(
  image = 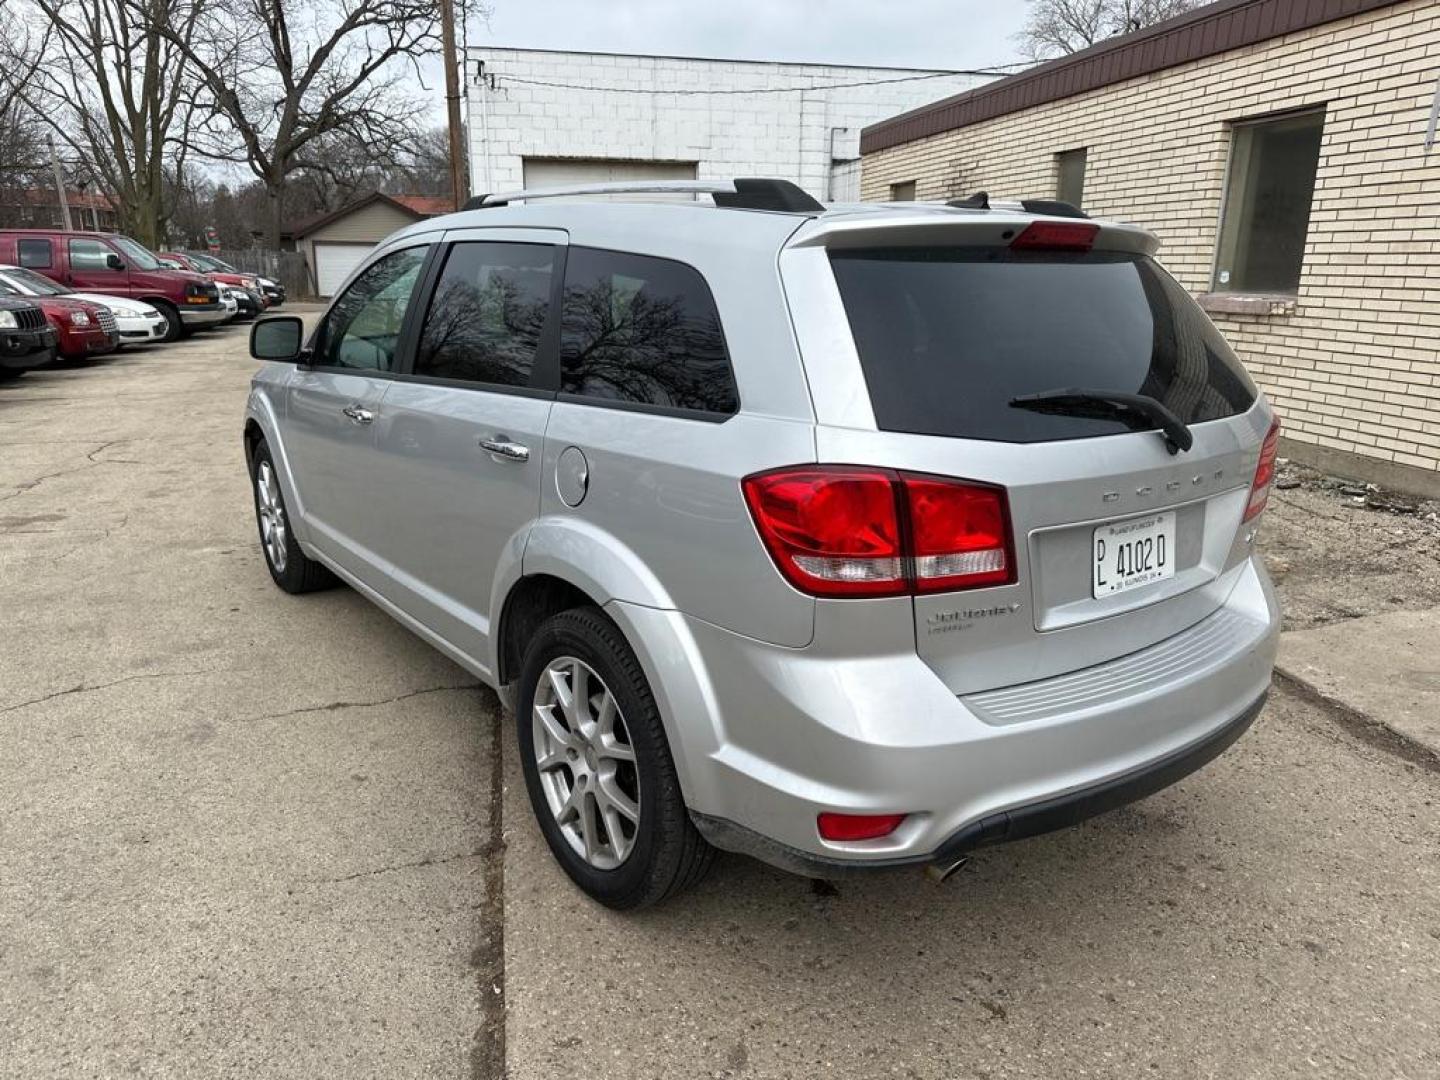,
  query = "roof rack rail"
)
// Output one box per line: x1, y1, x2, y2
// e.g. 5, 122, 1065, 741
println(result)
463, 178, 825, 213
